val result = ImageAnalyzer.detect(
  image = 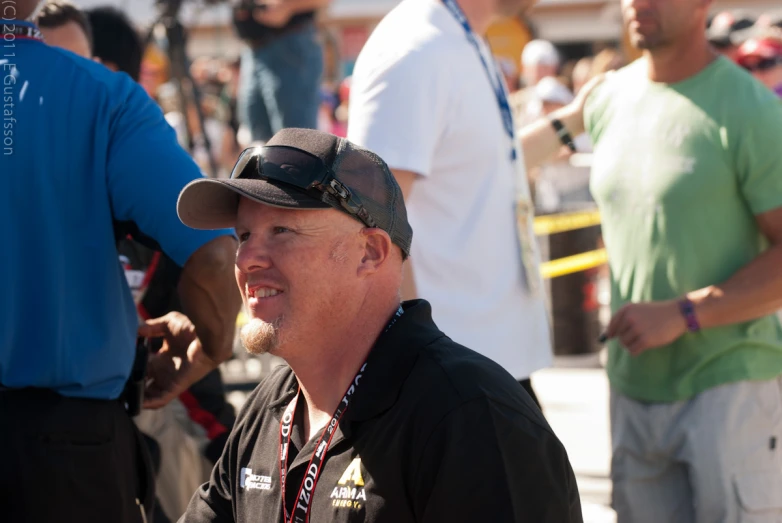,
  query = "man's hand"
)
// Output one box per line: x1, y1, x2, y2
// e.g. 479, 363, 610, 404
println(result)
138, 312, 222, 409
604, 300, 688, 356
519, 72, 610, 171
556, 72, 609, 137
253, 0, 294, 28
